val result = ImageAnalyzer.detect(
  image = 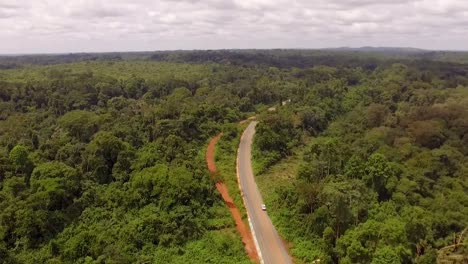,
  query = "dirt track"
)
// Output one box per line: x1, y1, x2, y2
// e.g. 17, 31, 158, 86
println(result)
206, 133, 258, 263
